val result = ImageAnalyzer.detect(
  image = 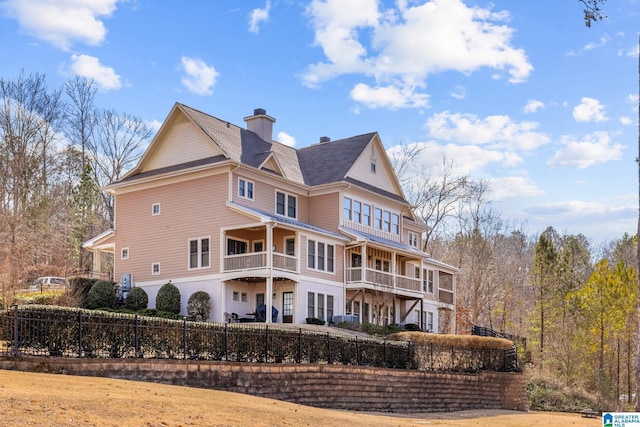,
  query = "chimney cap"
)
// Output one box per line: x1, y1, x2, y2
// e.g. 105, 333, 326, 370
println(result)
253, 108, 267, 116
319, 136, 331, 143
